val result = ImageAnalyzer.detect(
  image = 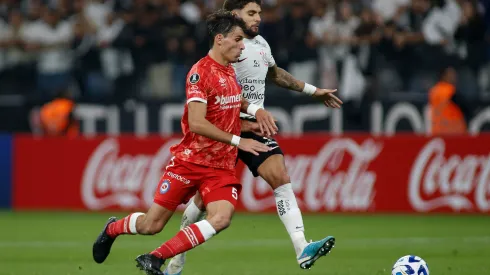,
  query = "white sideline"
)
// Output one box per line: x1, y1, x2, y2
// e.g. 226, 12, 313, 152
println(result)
0, 236, 489, 249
